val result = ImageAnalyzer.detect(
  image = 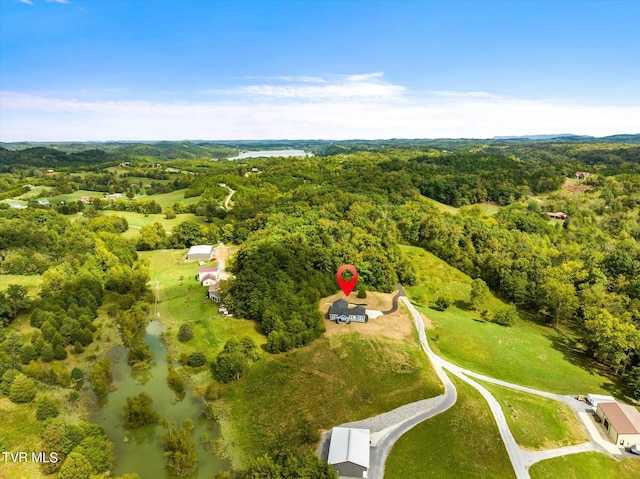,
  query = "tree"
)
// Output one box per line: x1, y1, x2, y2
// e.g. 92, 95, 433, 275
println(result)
187, 351, 207, 367
356, 285, 367, 298
20, 343, 38, 364
36, 396, 60, 421
161, 420, 198, 477
137, 222, 167, 251
40, 343, 55, 362
89, 357, 112, 399
178, 323, 194, 342
539, 278, 578, 328
54, 344, 68, 360
57, 451, 93, 479
493, 304, 519, 326
122, 392, 159, 428
72, 434, 114, 474
470, 278, 490, 312
433, 292, 453, 311
628, 366, 640, 400
9, 374, 36, 403
584, 310, 640, 374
